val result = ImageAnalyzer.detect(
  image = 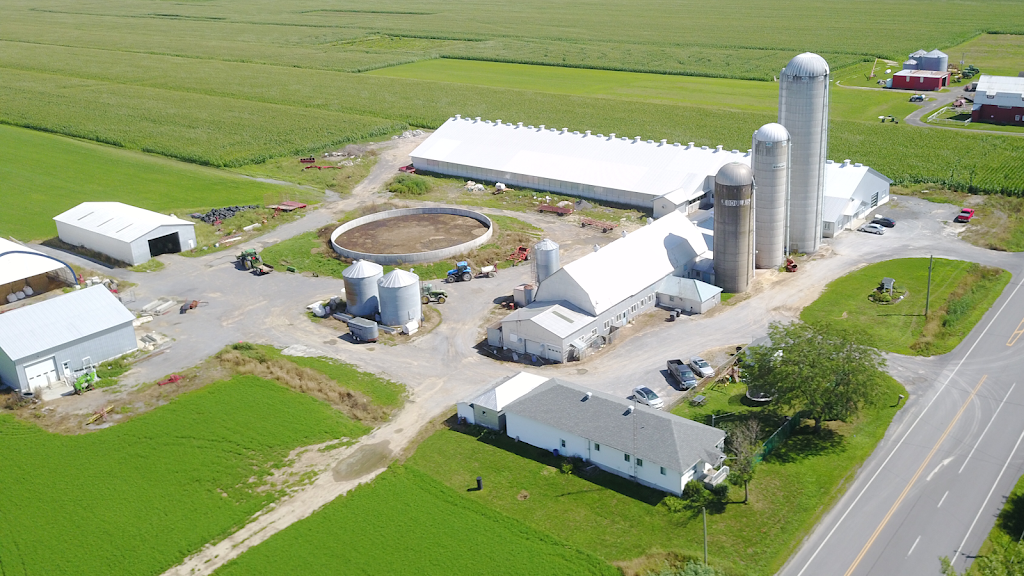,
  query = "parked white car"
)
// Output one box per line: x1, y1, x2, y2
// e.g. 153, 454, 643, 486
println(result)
689, 356, 715, 378
632, 386, 664, 410
858, 223, 885, 235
